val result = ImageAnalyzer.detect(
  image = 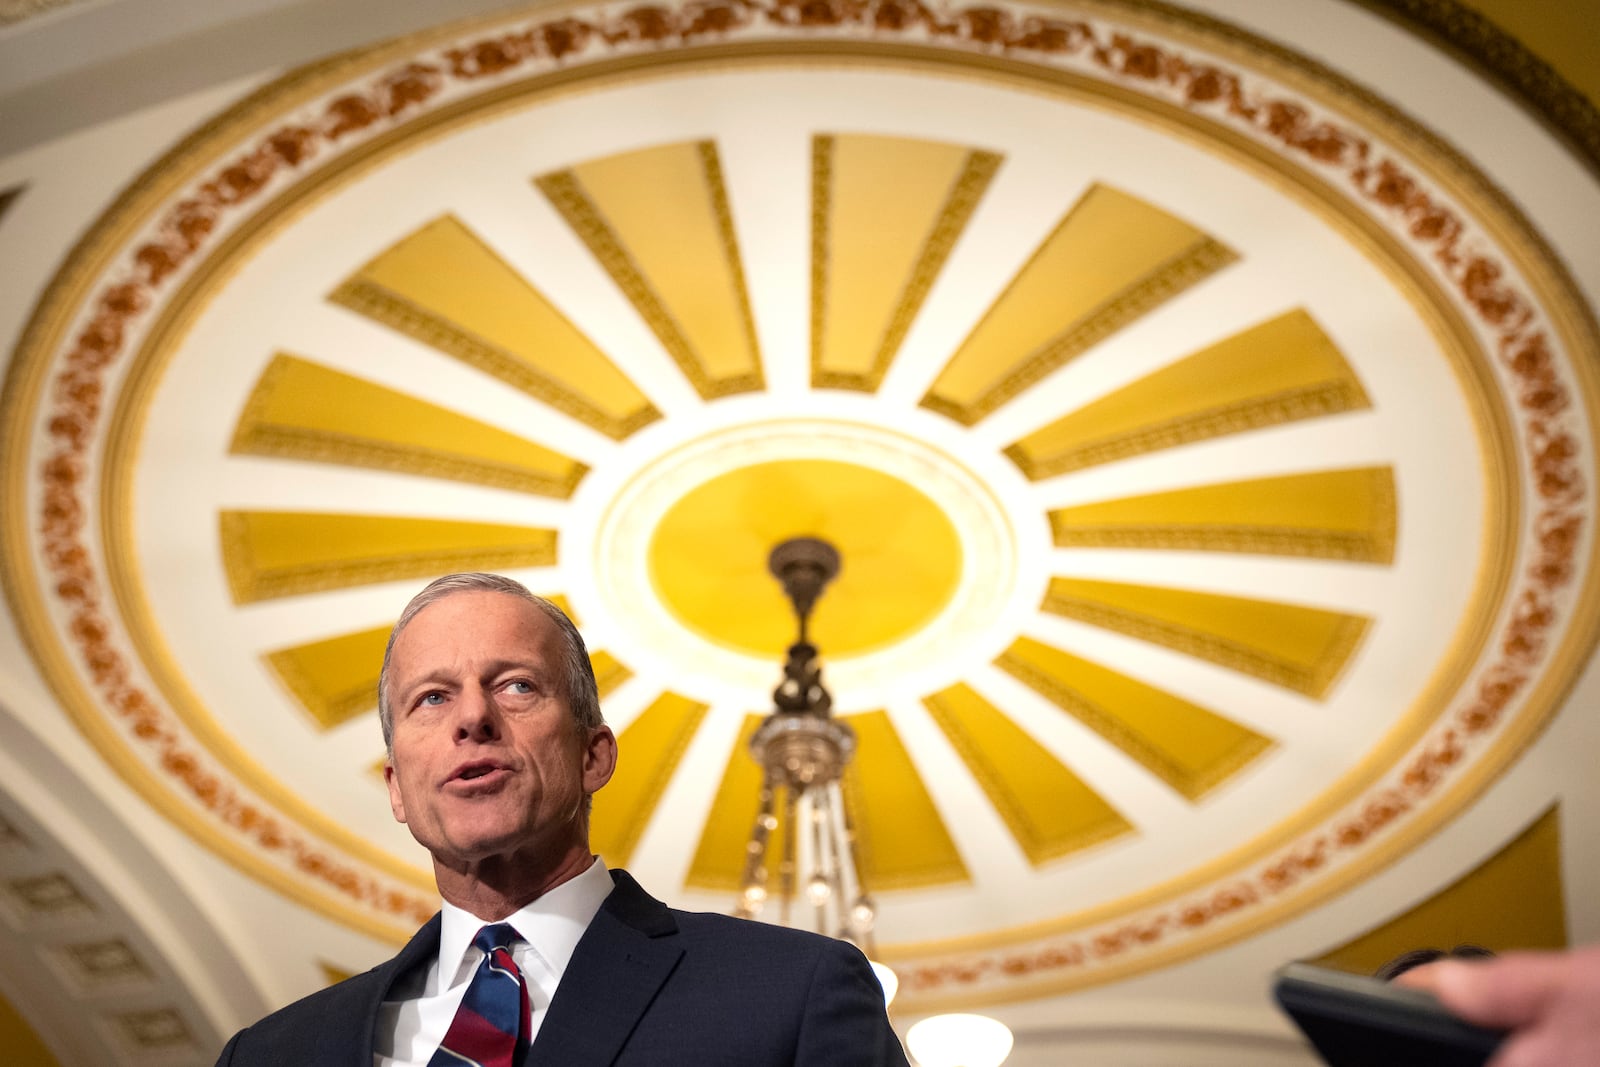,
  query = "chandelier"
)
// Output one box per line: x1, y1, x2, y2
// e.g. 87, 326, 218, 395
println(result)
731, 537, 1014, 1065
733, 538, 875, 948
